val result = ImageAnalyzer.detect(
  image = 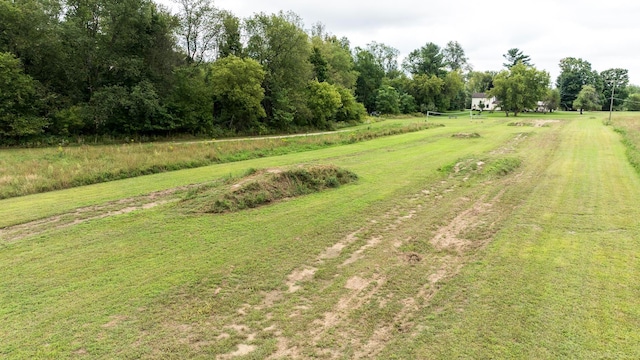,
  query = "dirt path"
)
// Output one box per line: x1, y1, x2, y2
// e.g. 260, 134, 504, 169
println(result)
0, 187, 190, 242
